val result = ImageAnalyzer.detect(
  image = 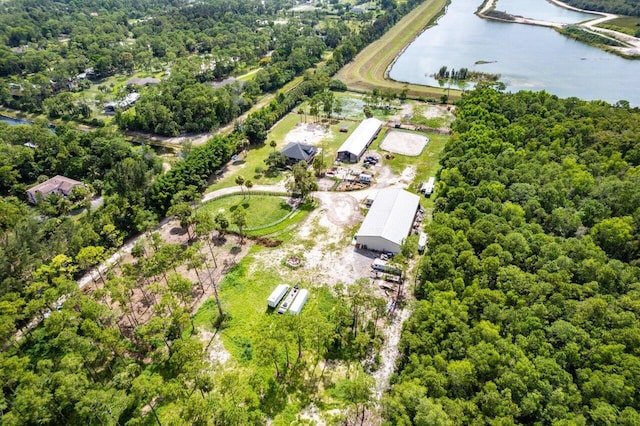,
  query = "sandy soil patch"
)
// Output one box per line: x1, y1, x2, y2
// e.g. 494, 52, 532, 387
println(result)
200, 330, 231, 365
389, 102, 414, 122
380, 130, 428, 156
422, 103, 454, 119
285, 123, 330, 146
